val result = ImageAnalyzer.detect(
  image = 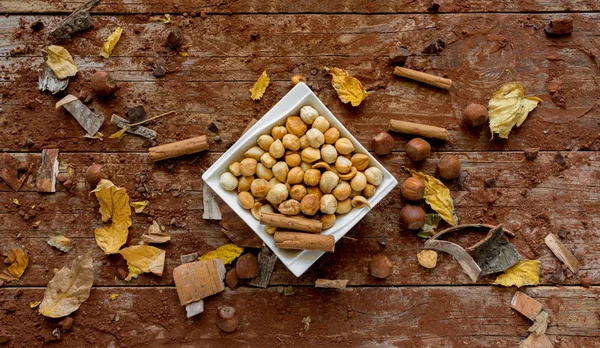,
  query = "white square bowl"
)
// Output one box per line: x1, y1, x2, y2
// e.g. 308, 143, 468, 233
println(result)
202, 82, 398, 277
